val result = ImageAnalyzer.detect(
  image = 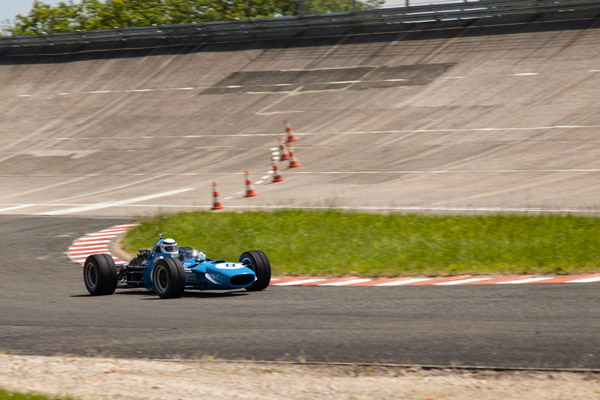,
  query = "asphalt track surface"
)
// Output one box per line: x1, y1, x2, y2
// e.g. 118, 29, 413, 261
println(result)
1, 215, 599, 369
